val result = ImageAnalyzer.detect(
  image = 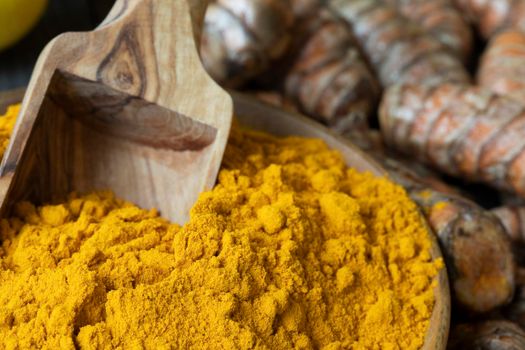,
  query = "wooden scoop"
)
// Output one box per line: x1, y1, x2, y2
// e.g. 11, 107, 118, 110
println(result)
0, 0, 232, 224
